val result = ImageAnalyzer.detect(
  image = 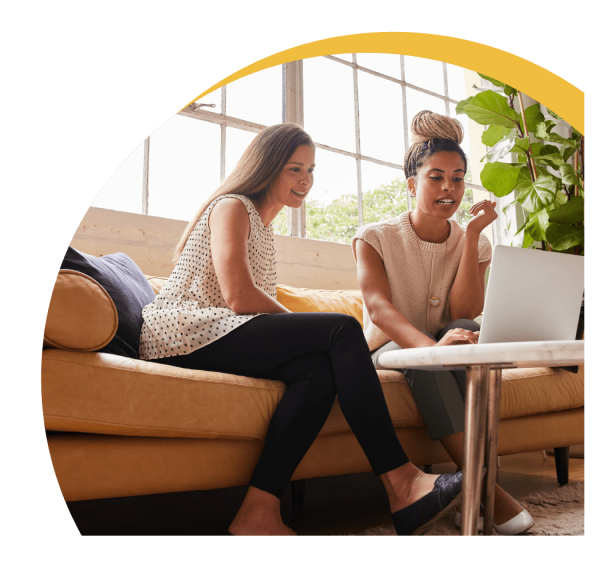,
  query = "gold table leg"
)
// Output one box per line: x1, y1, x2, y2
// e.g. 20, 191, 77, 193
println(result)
461, 365, 489, 536
483, 368, 502, 535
